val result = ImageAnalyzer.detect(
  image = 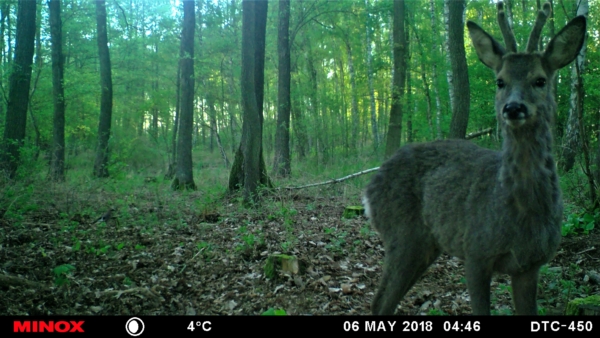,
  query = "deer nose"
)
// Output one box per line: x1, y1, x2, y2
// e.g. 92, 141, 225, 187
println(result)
503, 103, 527, 120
